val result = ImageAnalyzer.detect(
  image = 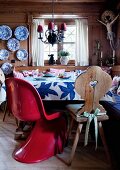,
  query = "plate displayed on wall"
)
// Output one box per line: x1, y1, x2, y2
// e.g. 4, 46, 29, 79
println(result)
0, 25, 12, 40
0, 26, 3, 39
16, 49, 28, 61
7, 38, 20, 51
1, 62, 13, 75
14, 26, 29, 41
0, 49, 9, 60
